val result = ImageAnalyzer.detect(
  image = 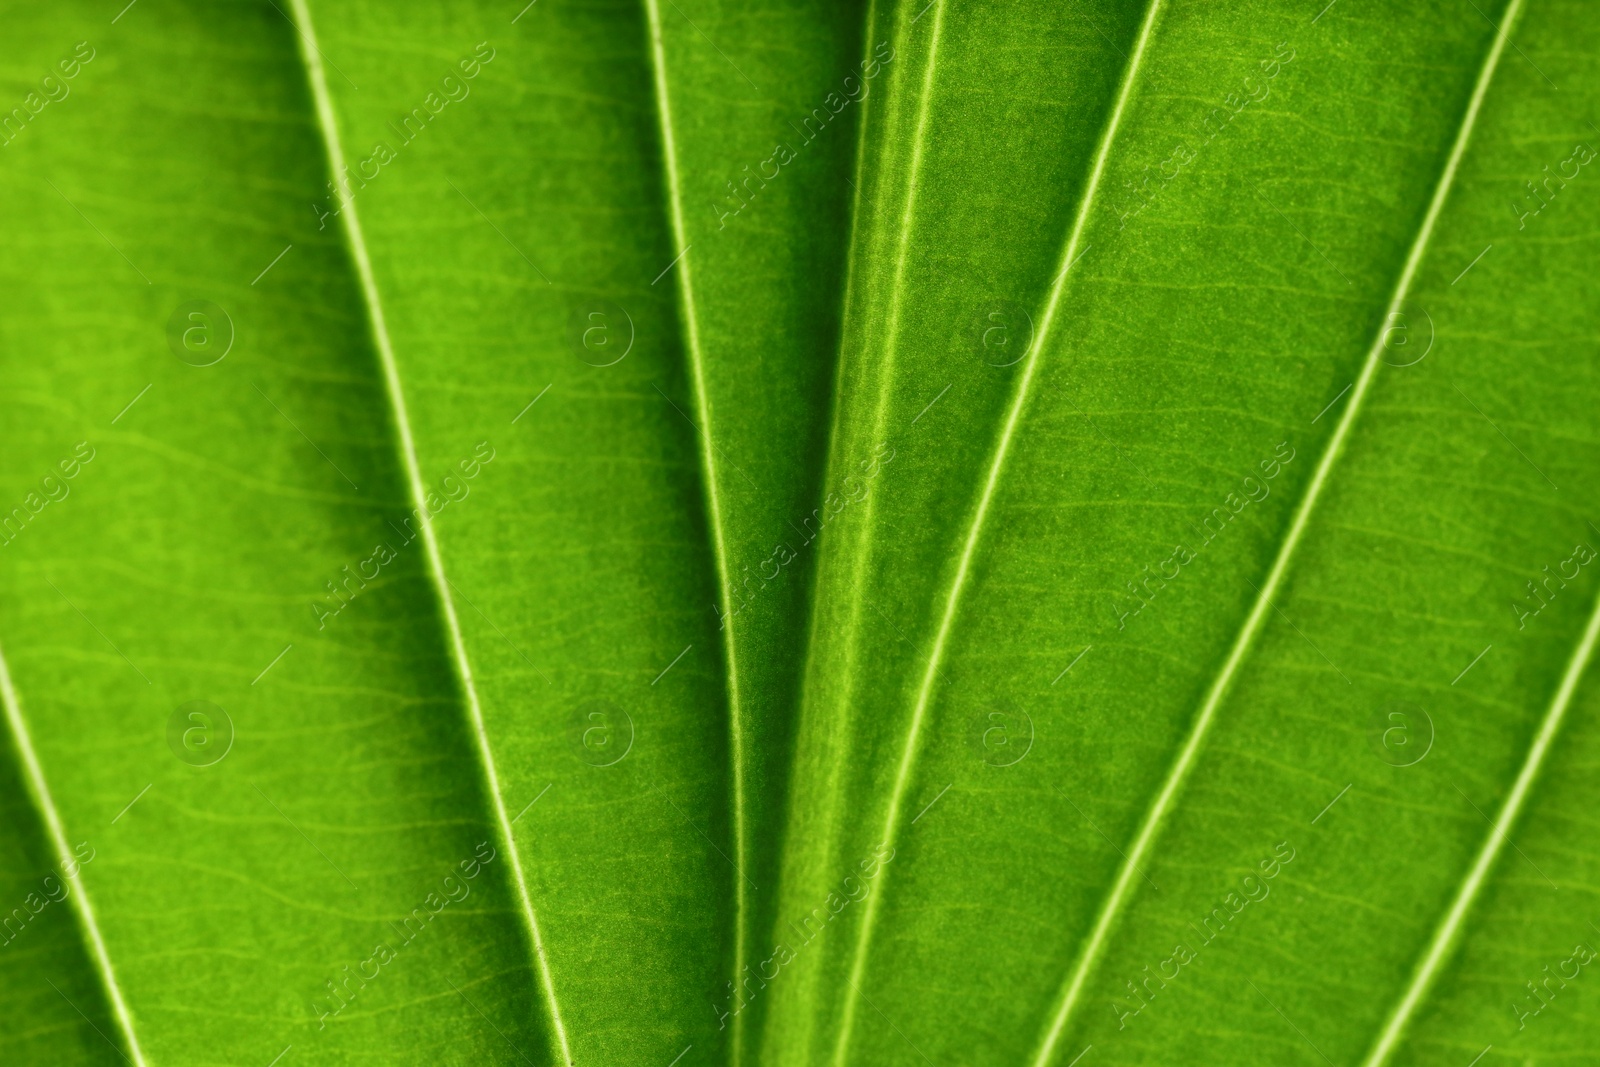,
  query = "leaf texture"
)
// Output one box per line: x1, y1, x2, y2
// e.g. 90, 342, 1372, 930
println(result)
0, 0, 855, 1062
771, 1, 1600, 1066
4, 2, 1600, 1067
